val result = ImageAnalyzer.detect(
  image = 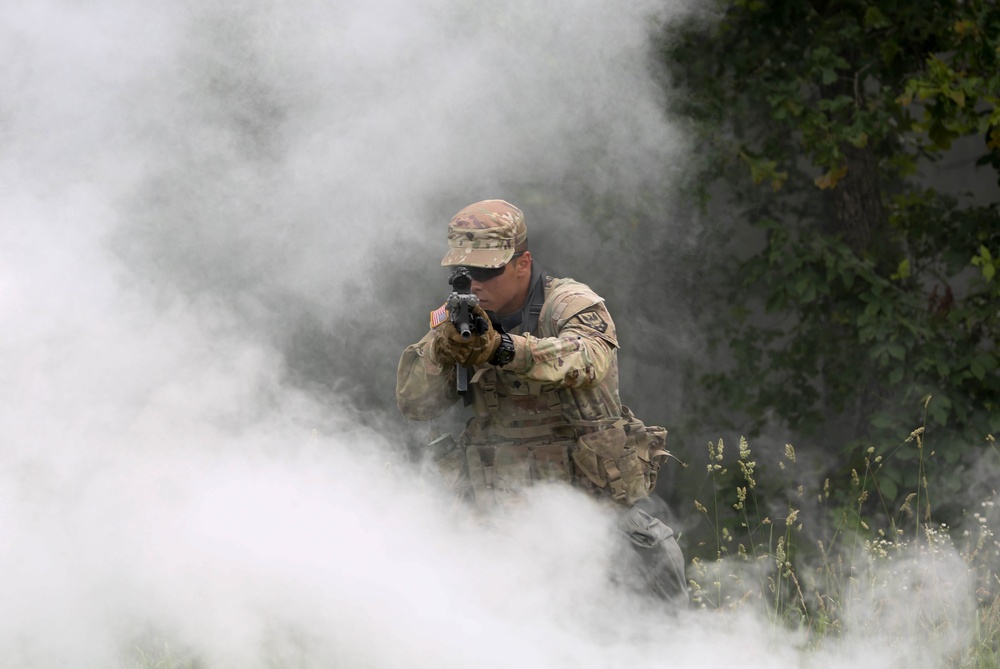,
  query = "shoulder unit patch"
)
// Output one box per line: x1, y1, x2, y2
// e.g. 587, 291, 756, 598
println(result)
576, 310, 609, 333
